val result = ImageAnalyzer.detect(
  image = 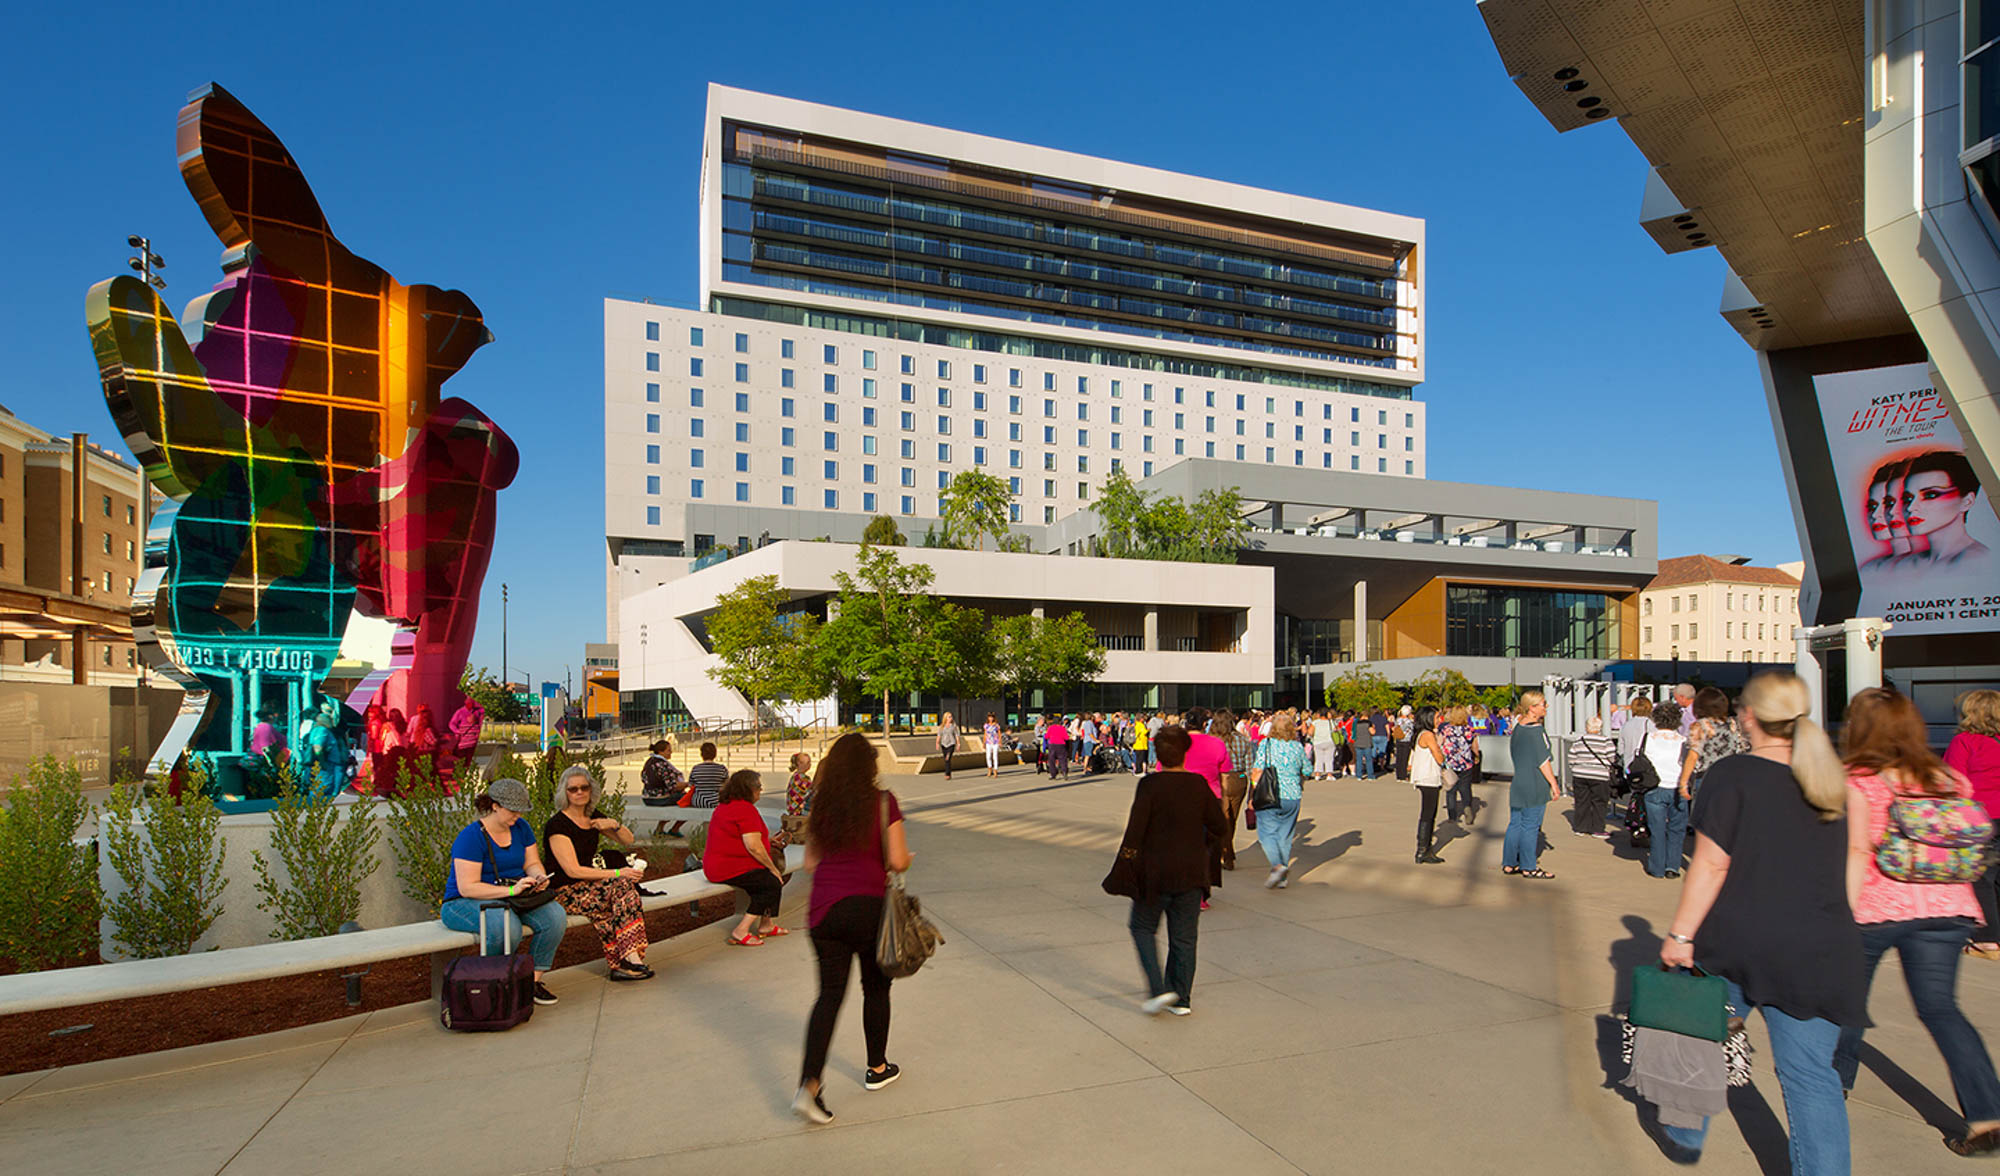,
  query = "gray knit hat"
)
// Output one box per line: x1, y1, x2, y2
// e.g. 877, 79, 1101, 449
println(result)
483, 777, 532, 814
